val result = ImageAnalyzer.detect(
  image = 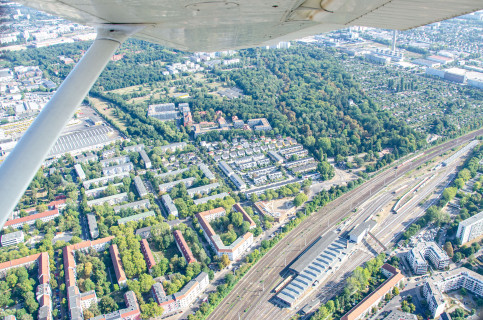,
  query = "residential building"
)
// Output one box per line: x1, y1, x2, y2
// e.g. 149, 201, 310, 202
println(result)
90, 291, 140, 320
407, 242, 450, 275
100, 155, 130, 168
158, 142, 187, 153
233, 203, 256, 229
198, 163, 216, 181
87, 193, 128, 207
152, 272, 209, 316
285, 157, 315, 168
247, 118, 272, 131
246, 178, 302, 197
162, 194, 178, 217
74, 164, 86, 180
340, 264, 404, 320
139, 149, 152, 168
86, 214, 99, 239
124, 144, 145, 152
196, 207, 253, 261
174, 230, 197, 264
85, 182, 123, 198
457, 211, 483, 244
158, 177, 195, 193
423, 268, 483, 318
133, 176, 148, 197
0, 252, 53, 320
102, 162, 133, 176
267, 151, 284, 164
113, 199, 150, 213
82, 171, 130, 189
110, 244, 127, 287
187, 183, 220, 197
140, 239, 156, 273
117, 211, 155, 225
156, 167, 190, 180
384, 311, 417, 320
1, 230, 24, 246
75, 152, 98, 164
3, 208, 60, 230
193, 192, 229, 205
